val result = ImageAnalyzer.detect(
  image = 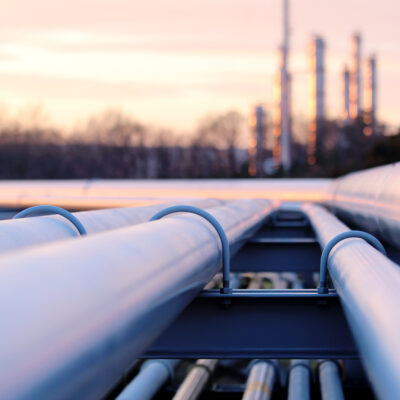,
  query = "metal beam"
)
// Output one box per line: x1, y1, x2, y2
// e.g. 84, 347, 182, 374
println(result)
231, 240, 320, 273
302, 203, 400, 400
0, 199, 274, 400
145, 290, 357, 359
